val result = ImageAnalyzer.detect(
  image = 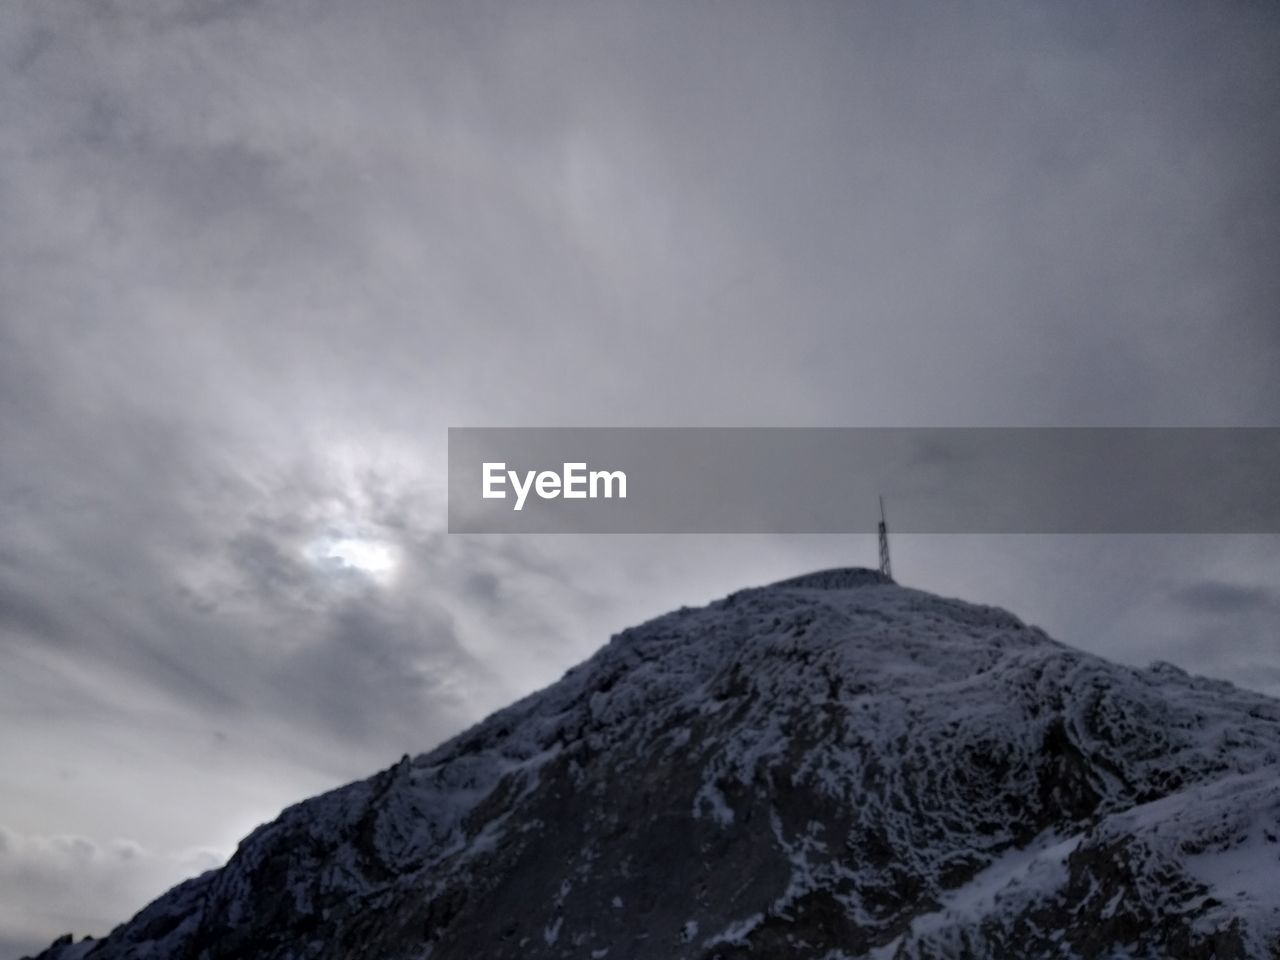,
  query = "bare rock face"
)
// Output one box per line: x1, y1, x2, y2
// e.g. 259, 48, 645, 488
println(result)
27, 569, 1280, 960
